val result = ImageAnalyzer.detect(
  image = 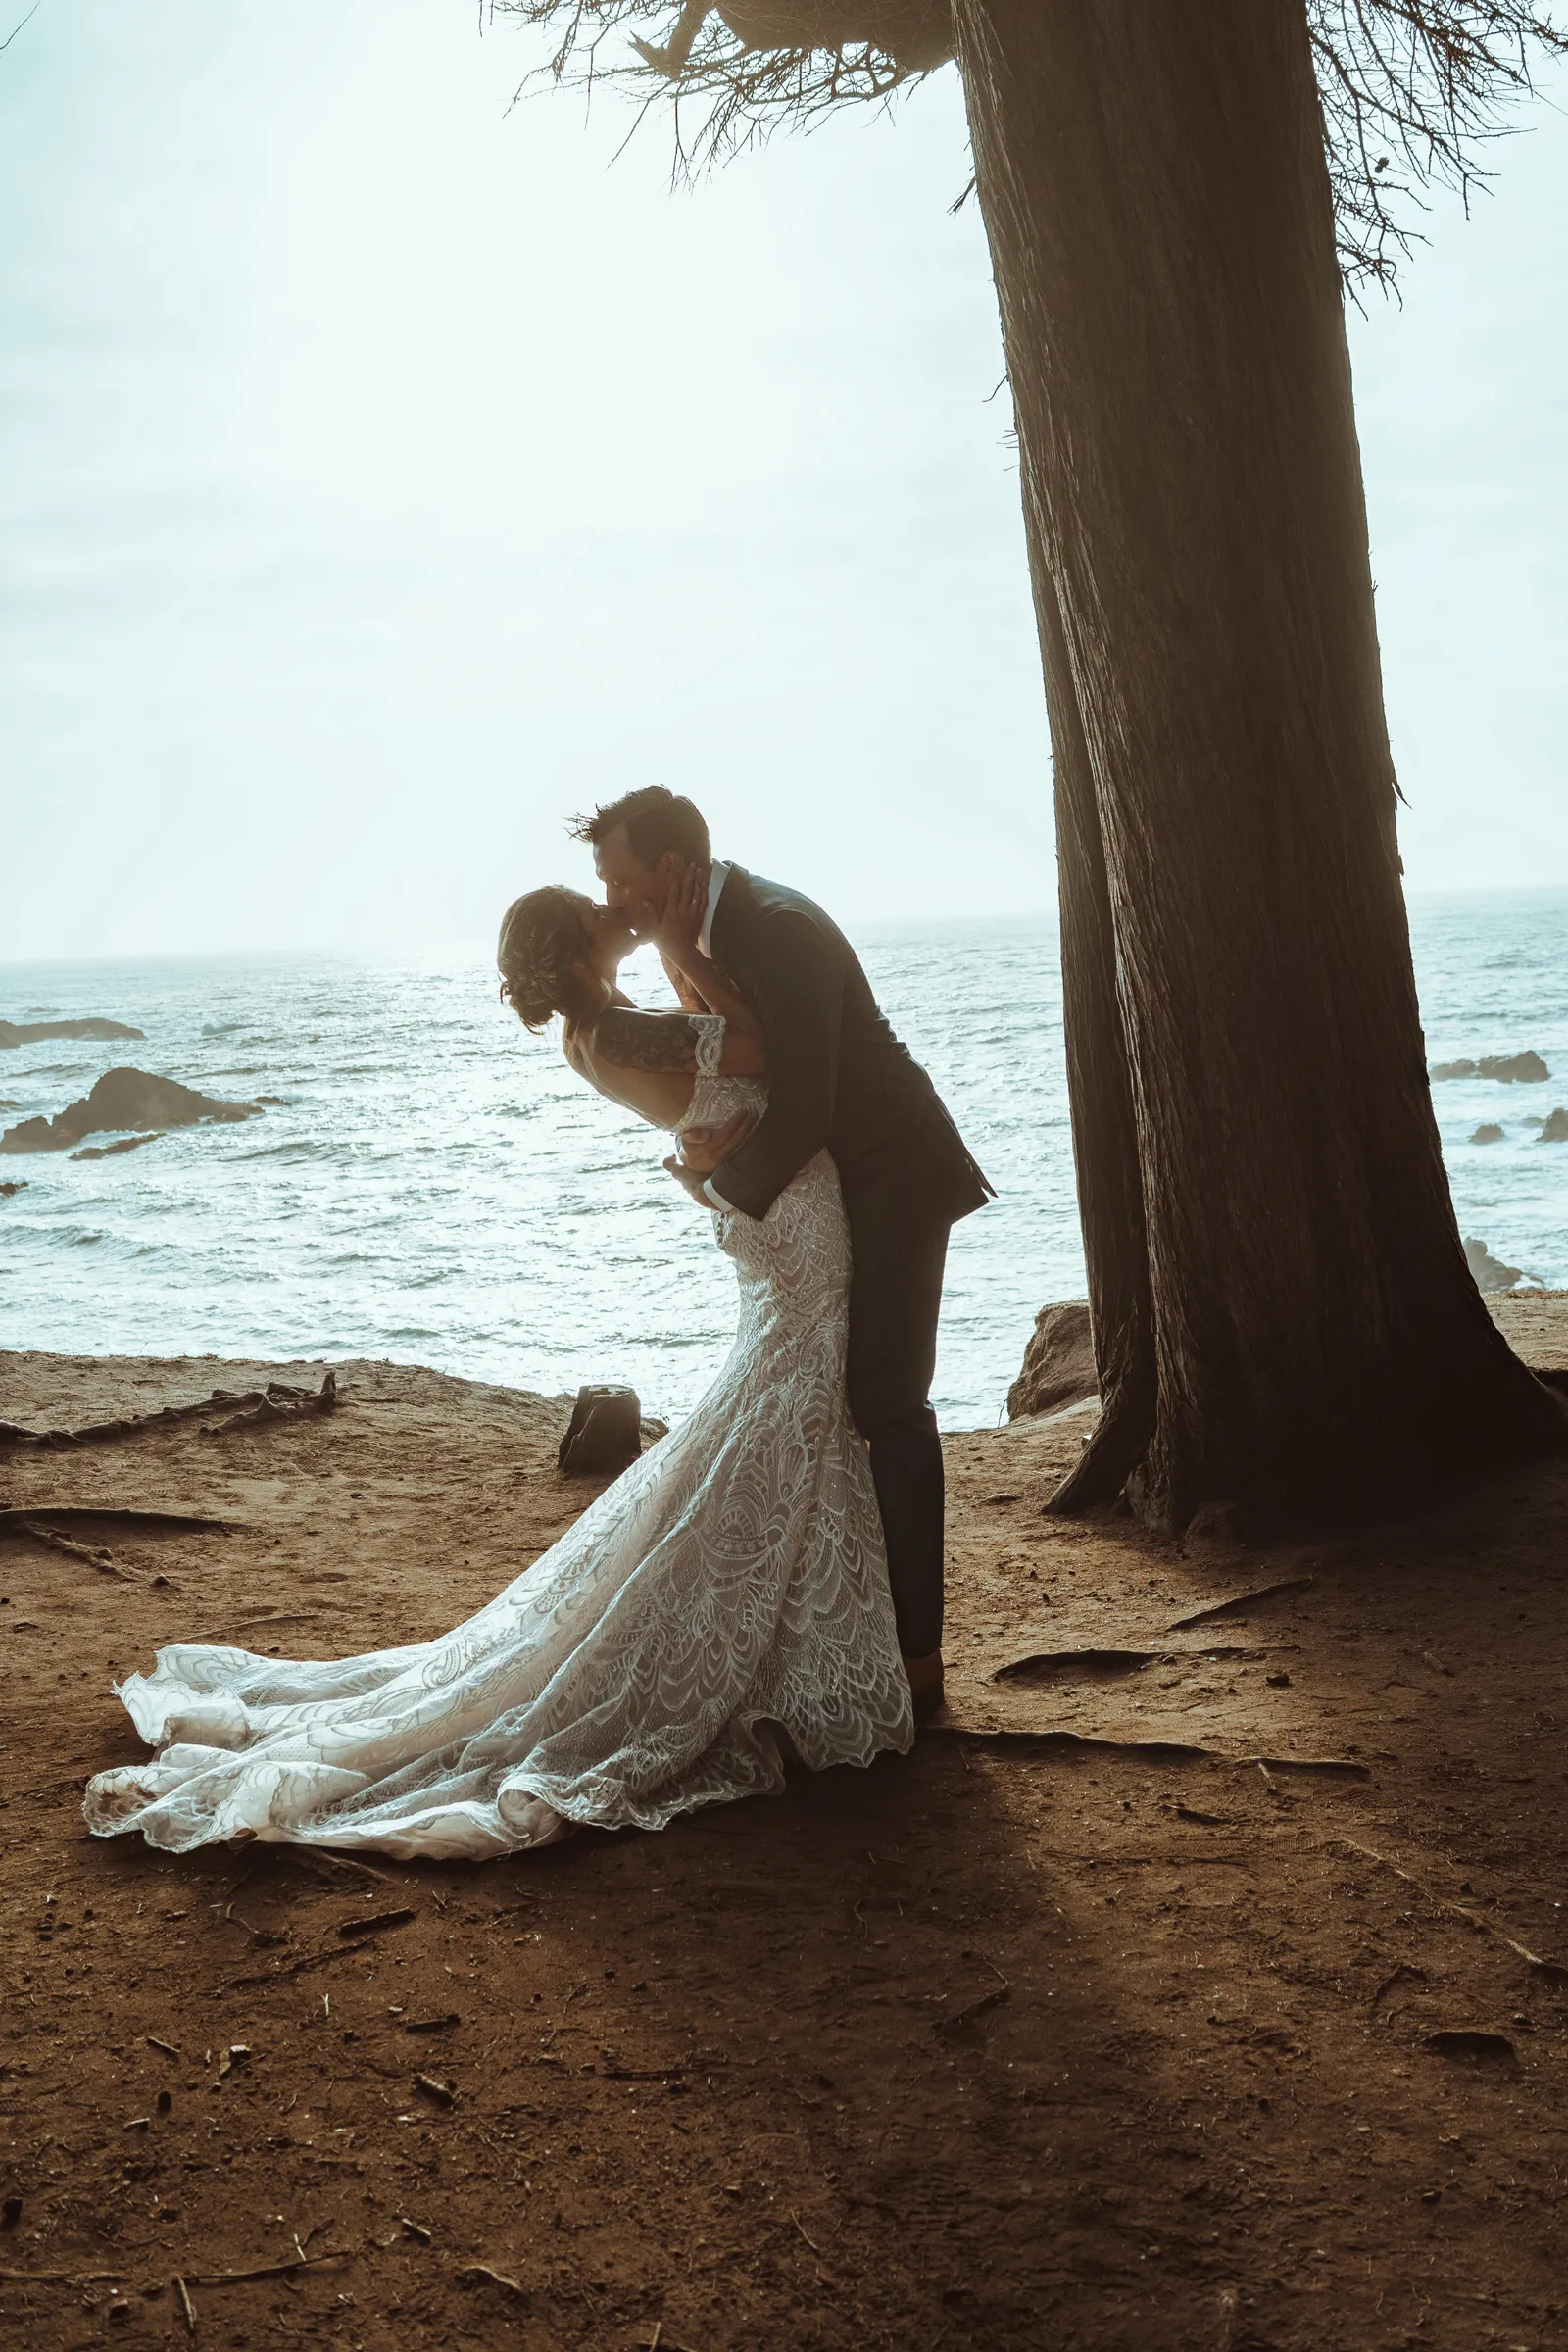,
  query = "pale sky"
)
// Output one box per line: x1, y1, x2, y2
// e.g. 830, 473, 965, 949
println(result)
3, 2, 1565, 962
